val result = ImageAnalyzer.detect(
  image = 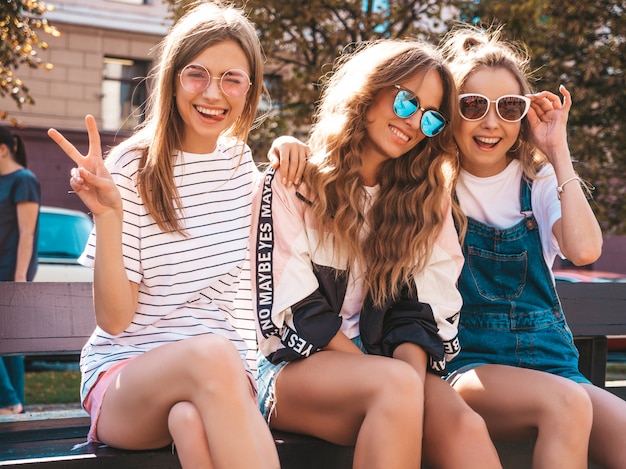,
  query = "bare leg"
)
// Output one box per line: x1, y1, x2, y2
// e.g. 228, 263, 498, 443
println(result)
269, 350, 424, 469
96, 334, 279, 469
581, 383, 626, 469
453, 365, 592, 469
169, 401, 214, 469
392, 343, 500, 468
422, 373, 501, 469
